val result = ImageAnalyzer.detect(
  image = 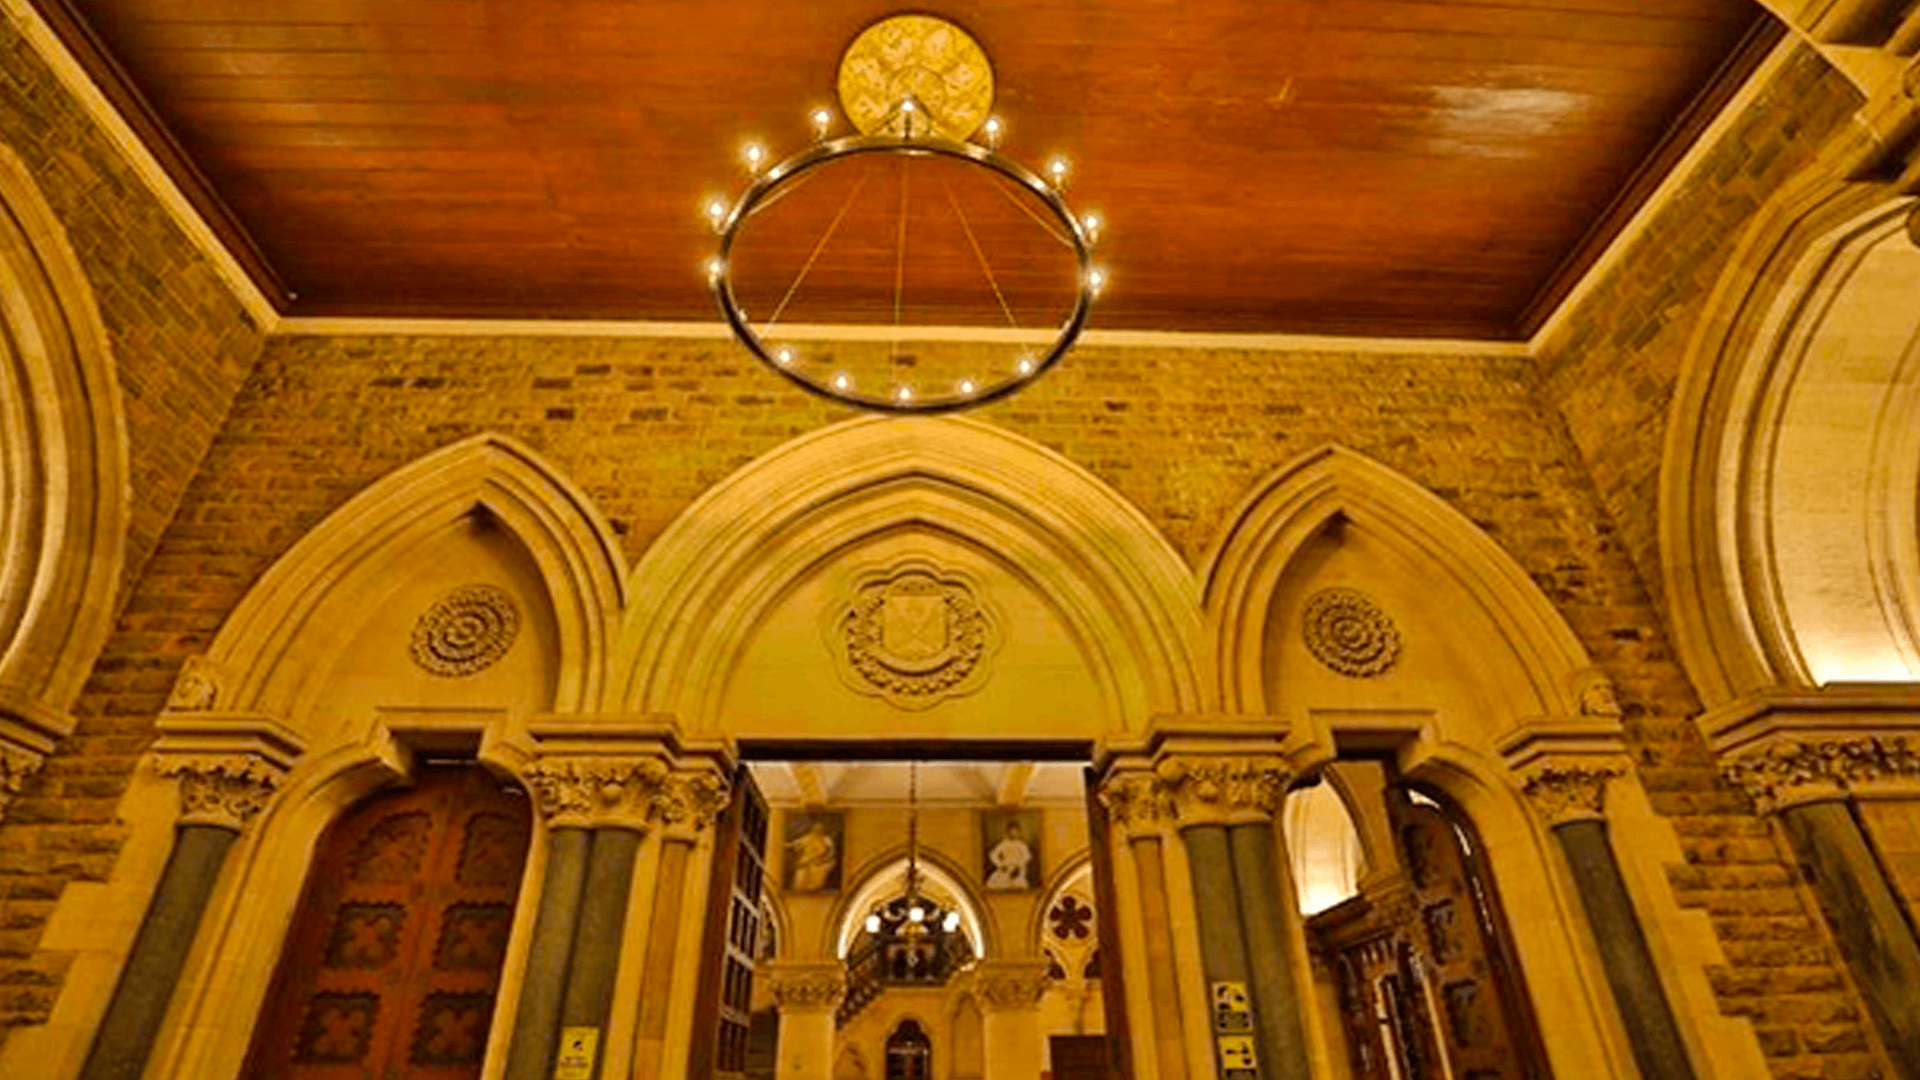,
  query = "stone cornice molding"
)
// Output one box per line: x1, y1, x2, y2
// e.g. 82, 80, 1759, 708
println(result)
1703, 685, 1920, 812
762, 961, 847, 1011
974, 961, 1051, 1010
147, 715, 304, 831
